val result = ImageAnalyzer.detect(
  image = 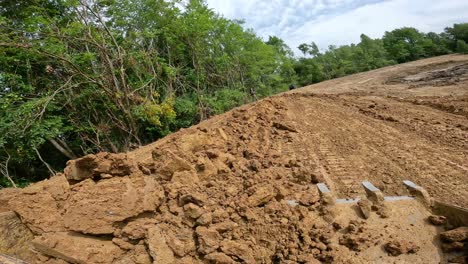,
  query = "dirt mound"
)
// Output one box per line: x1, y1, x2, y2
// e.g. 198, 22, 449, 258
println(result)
0, 98, 337, 263
1, 55, 468, 263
